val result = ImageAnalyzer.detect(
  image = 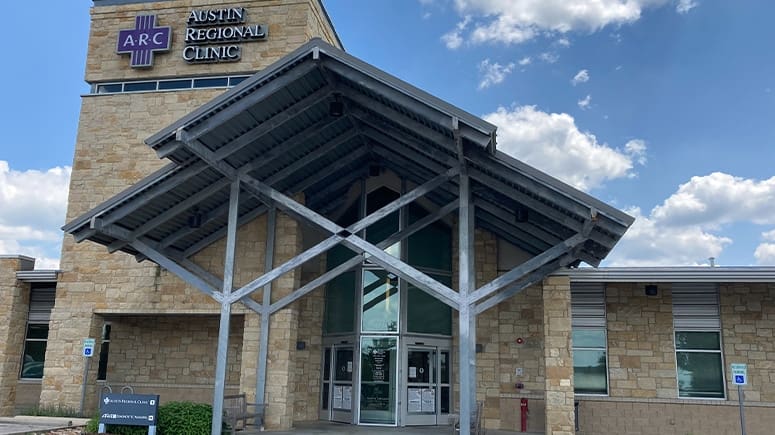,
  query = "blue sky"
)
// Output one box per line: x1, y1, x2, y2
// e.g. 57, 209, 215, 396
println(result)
1, 1, 774, 268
